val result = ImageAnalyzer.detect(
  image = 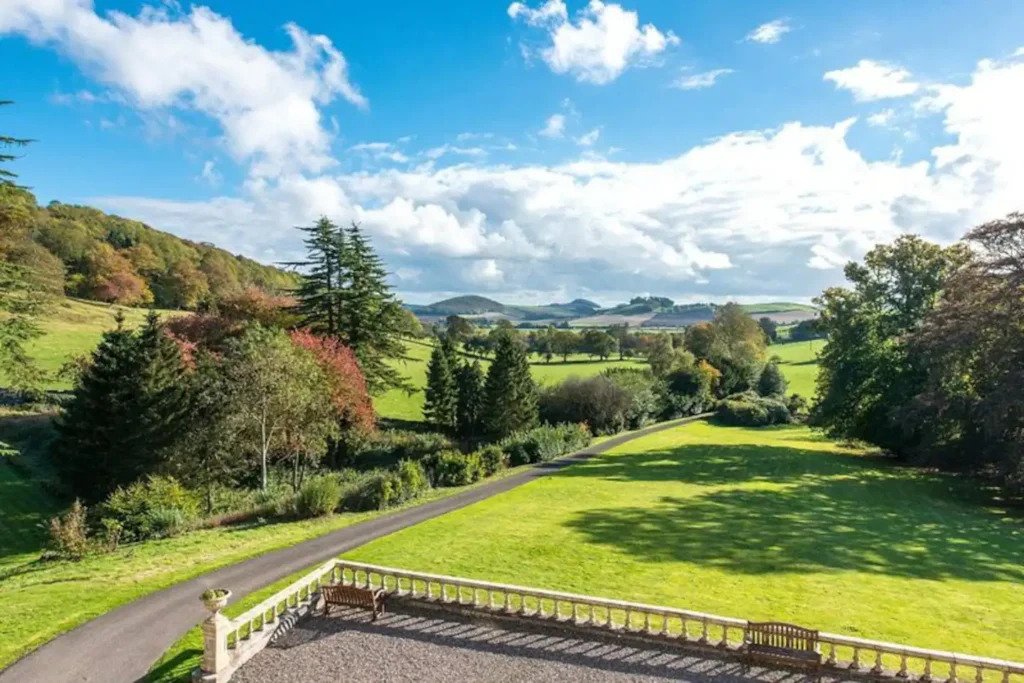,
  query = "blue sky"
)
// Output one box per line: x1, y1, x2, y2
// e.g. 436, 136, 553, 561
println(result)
3, 0, 1024, 305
